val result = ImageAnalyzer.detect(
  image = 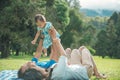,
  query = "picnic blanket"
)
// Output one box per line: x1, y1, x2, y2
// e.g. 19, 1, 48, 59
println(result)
0, 70, 22, 80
